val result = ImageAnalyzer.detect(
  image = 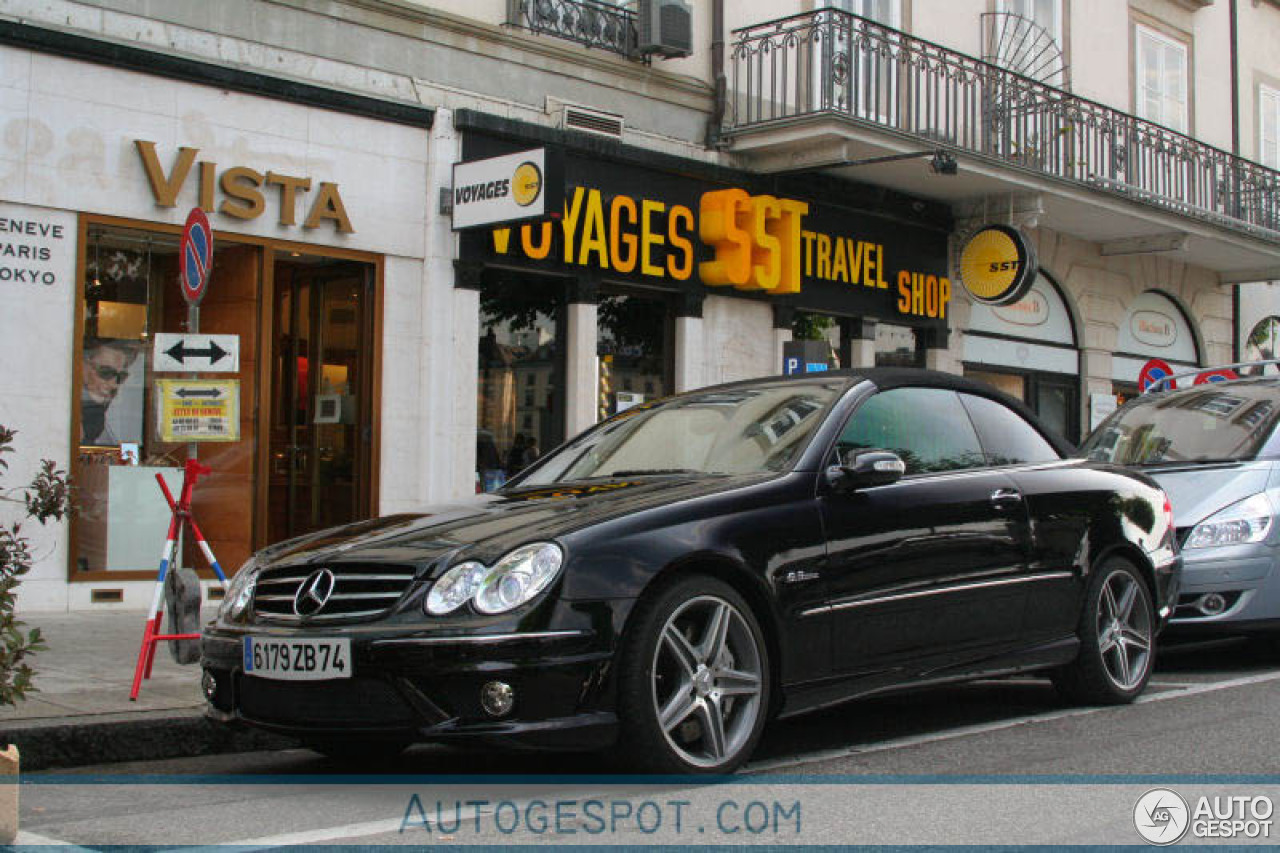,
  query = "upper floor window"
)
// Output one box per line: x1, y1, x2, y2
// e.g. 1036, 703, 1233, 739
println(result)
1260, 84, 1280, 168
996, 0, 1062, 47
1134, 23, 1189, 134
834, 0, 902, 28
